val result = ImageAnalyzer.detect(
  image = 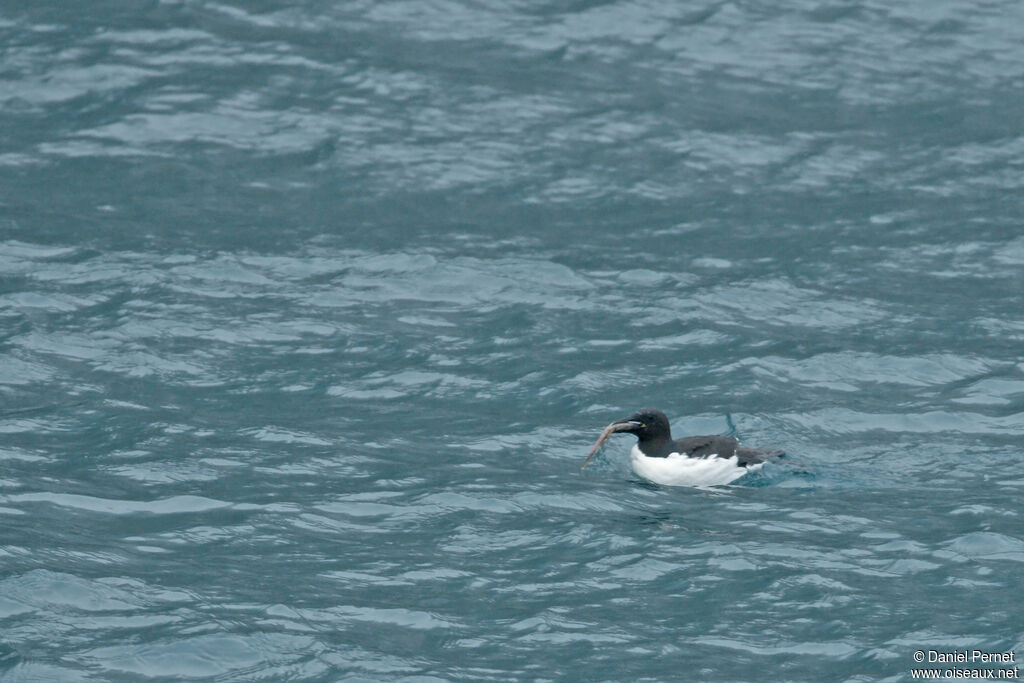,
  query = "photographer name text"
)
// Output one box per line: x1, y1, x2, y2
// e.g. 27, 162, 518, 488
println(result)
919, 651, 1016, 664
